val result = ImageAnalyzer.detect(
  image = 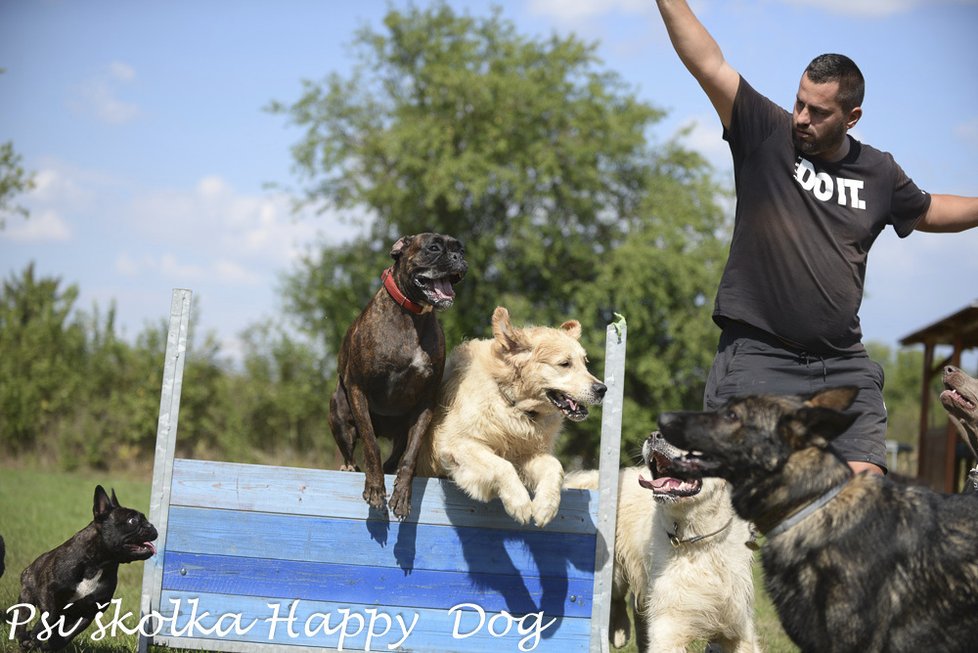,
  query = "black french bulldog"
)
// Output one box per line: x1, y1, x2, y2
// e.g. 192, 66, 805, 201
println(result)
16, 485, 157, 651
329, 232, 466, 519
